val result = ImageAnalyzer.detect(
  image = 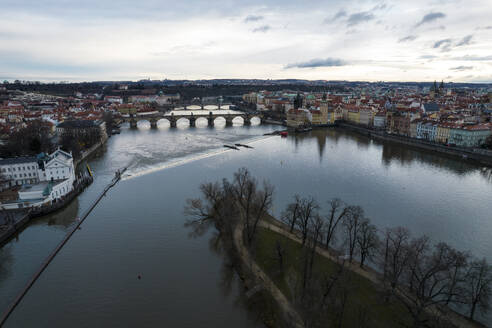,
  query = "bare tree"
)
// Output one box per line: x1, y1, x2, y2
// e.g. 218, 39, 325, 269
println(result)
323, 198, 349, 250
232, 168, 257, 242
281, 194, 302, 233
381, 226, 411, 289
440, 244, 470, 306
248, 180, 274, 245
342, 205, 364, 263
356, 218, 379, 268
295, 196, 319, 246
303, 214, 324, 290
464, 258, 492, 320
397, 238, 471, 328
